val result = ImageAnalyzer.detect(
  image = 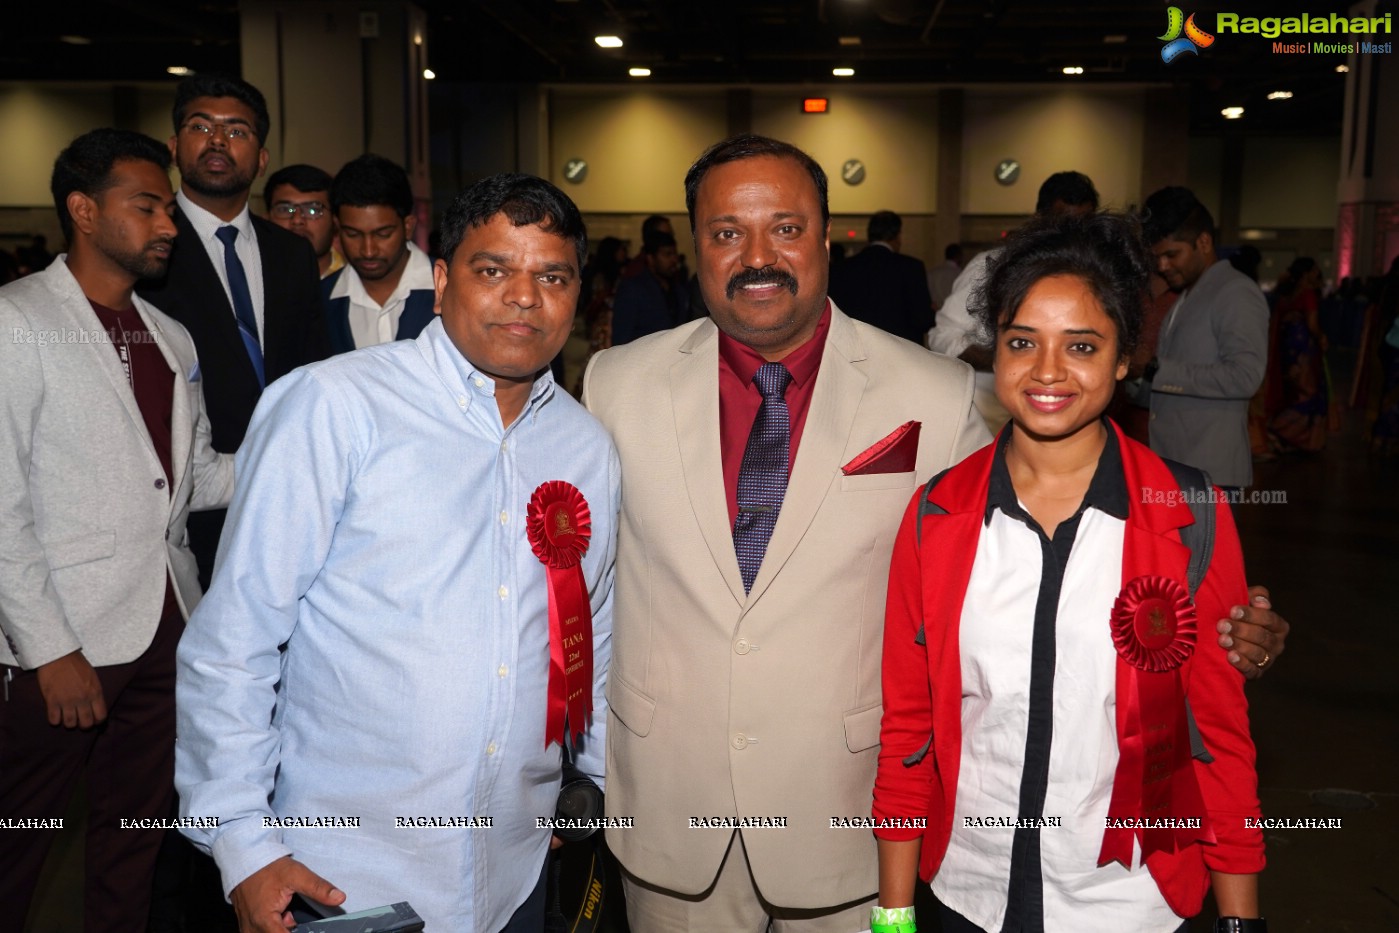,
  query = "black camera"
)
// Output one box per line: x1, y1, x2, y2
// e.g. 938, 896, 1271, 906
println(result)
554, 761, 604, 842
